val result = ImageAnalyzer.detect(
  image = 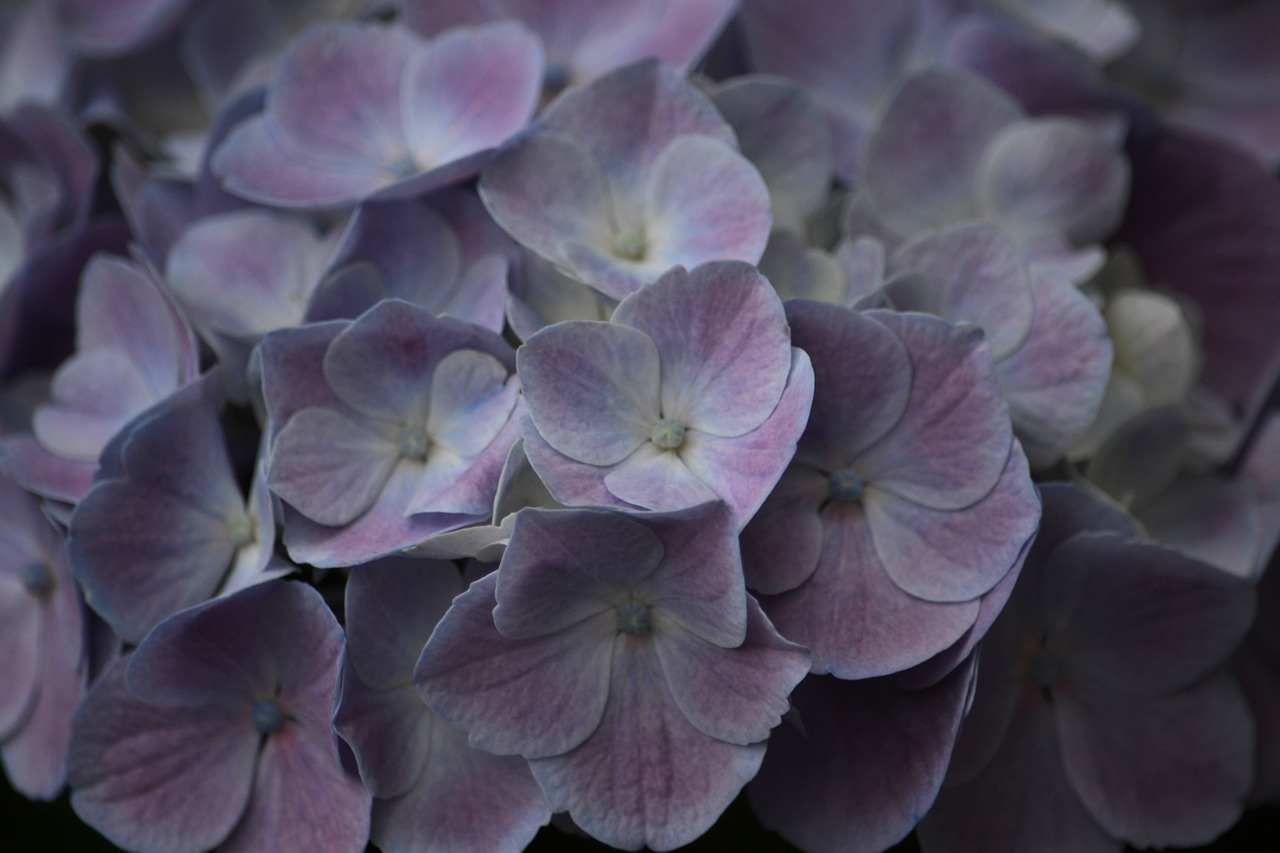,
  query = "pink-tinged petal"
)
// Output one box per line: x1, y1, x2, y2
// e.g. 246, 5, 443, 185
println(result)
712, 75, 834, 235
655, 598, 809, 746
56, 0, 192, 56
864, 443, 1039, 603
889, 223, 1035, 360
494, 508, 662, 640
415, 572, 614, 759
256, 581, 347, 734
324, 299, 514, 425
643, 137, 772, 274
613, 262, 791, 438
603, 443, 720, 513
530, 636, 766, 851
165, 208, 330, 337
0, 434, 96, 503
518, 416, 636, 510
540, 58, 735, 211
1046, 533, 1256, 697
995, 271, 1112, 469
67, 661, 258, 853
677, 348, 815, 527
327, 200, 460, 307
786, 299, 911, 466
426, 349, 518, 456
268, 407, 398, 528
864, 68, 1022, 236
258, 320, 348, 437
402, 22, 542, 170
34, 350, 156, 462
740, 464, 827, 595
270, 22, 417, 167
749, 660, 976, 853
334, 656, 434, 798
371, 714, 549, 853
610, 0, 738, 74
978, 118, 1130, 245
855, 311, 1011, 509
1055, 673, 1254, 848
557, 239, 671, 300
218, 716, 371, 853
479, 130, 615, 267
762, 503, 980, 679
212, 116, 392, 208
345, 557, 463, 692
518, 321, 659, 466
918, 699, 1120, 853
408, 404, 521, 518
68, 395, 249, 645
